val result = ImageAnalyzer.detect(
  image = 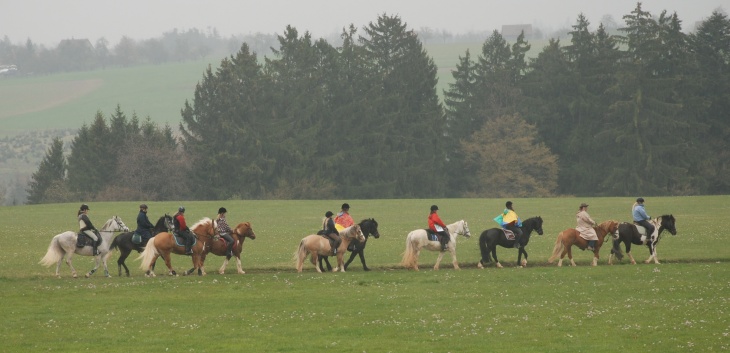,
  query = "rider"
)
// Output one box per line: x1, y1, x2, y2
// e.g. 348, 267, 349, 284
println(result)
498, 201, 523, 248
173, 206, 194, 254
216, 207, 235, 257
576, 203, 598, 251
323, 211, 341, 255
632, 197, 655, 242
428, 205, 450, 251
78, 204, 100, 255
334, 203, 354, 231
135, 204, 155, 244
